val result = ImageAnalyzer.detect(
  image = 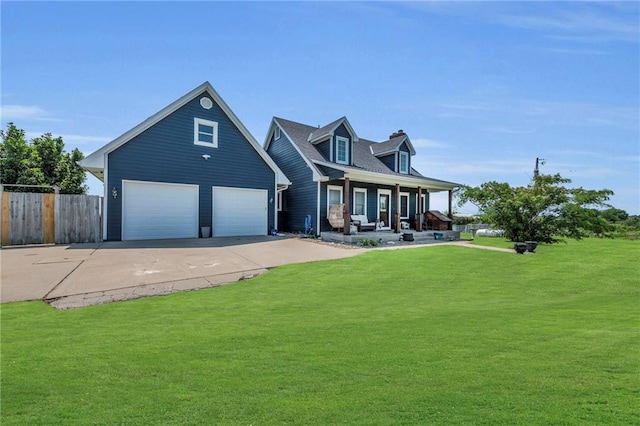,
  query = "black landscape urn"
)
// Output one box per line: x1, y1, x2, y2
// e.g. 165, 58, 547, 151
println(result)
514, 243, 527, 254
